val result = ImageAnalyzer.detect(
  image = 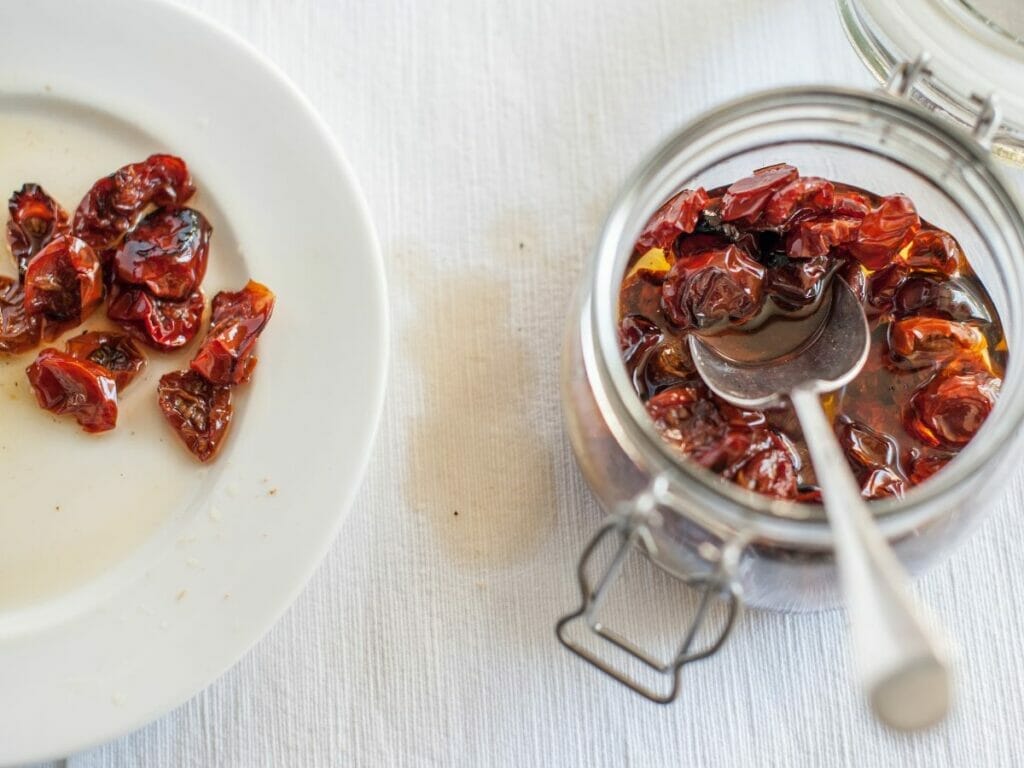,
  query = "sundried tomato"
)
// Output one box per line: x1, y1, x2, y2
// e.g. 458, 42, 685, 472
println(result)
837, 419, 900, 471
721, 164, 799, 223
785, 215, 860, 259
190, 280, 275, 385
633, 340, 696, 399
73, 154, 195, 252
636, 188, 709, 252
157, 369, 233, 462
7, 184, 69, 278
113, 207, 211, 299
23, 235, 103, 327
865, 264, 907, 312
890, 275, 991, 324
0, 277, 41, 353
839, 258, 867, 304
847, 194, 920, 269
765, 254, 831, 309
107, 284, 204, 350
860, 467, 906, 499
887, 317, 986, 368
833, 189, 873, 218
899, 230, 960, 276
734, 447, 798, 498
661, 245, 765, 330
907, 453, 950, 485
904, 371, 999, 449
65, 330, 147, 390
26, 348, 117, 432
762, 177, 835, 227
